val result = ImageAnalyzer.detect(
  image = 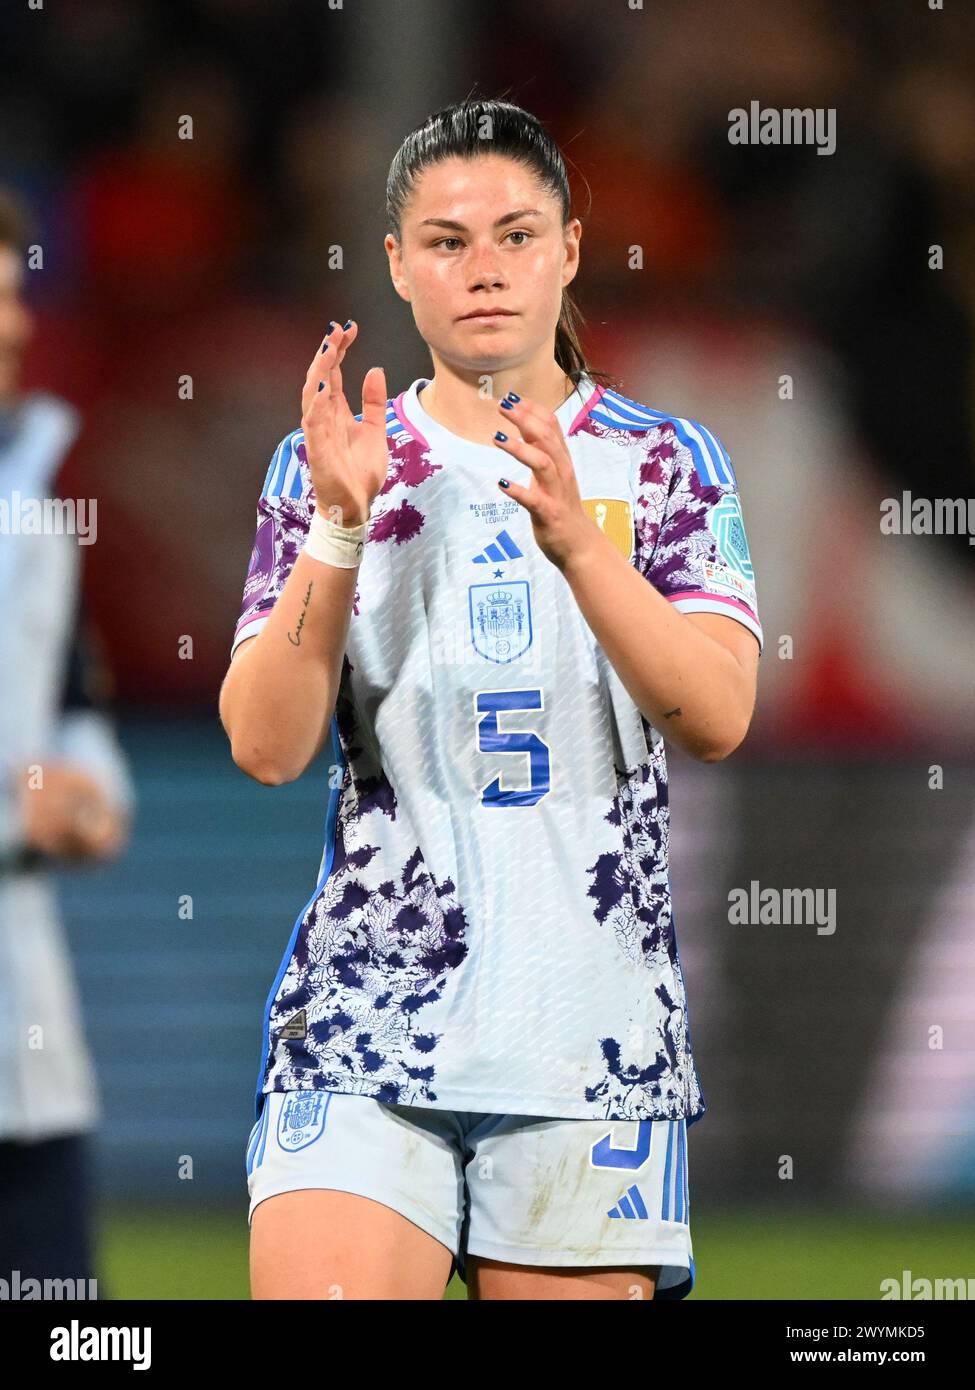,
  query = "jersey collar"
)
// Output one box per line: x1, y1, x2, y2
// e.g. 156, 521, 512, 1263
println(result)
391, 374, 605, 452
